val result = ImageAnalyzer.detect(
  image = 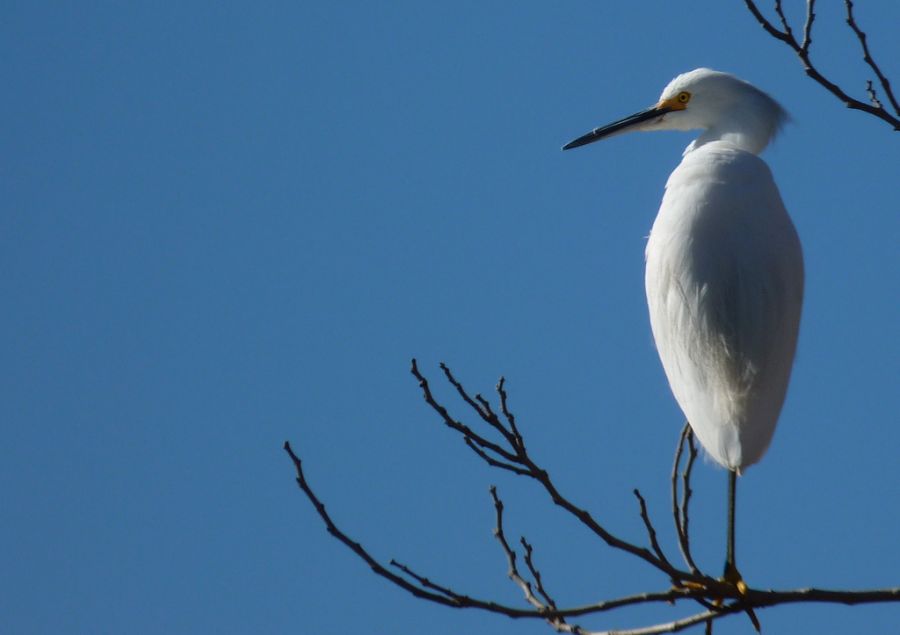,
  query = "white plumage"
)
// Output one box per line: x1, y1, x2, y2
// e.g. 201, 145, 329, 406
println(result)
564, 68, 803, 474
646, 141, 803, 470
